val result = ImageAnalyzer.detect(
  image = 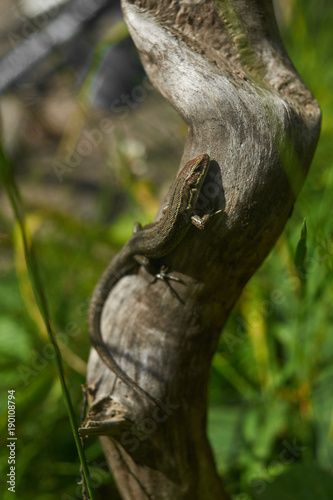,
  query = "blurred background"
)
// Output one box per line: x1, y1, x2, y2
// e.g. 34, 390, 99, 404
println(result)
0, 0, 332, 498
